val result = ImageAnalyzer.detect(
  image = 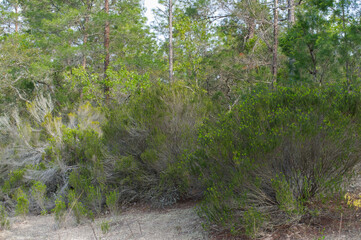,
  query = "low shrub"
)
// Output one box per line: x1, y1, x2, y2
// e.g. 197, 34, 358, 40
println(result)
191, 84, 361, 237
0, 204, 10, 230
100, 220, 110, 234
105, 190, 119, 216
86, 185, 102, 215
14, 188, 29, 218
52, 197, 67, 227
68, 190, 93, 224
103, 81, 211, 206
31, 181, 47, 214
